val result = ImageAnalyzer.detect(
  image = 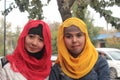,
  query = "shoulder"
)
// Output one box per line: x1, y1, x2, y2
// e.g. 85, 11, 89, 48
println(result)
94, 55, 109, 72
49, 64, 62, 80
0, 57, 9, 68
96, 55, 108, 66
51, 64, 61, 73
49, 64, 72, 80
